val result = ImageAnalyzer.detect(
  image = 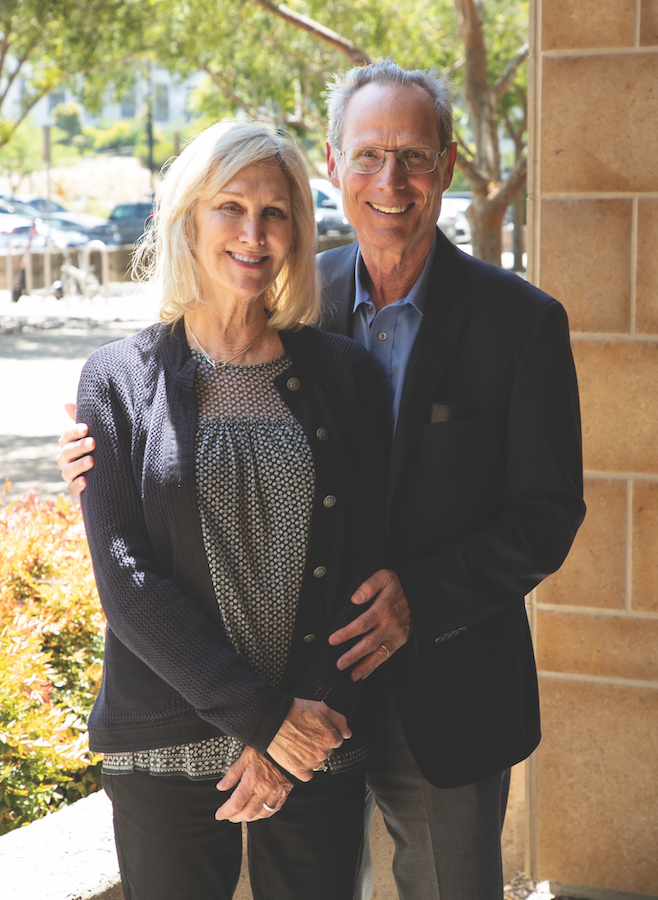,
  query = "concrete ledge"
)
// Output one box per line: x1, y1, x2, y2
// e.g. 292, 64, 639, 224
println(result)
0, 790, 123, 900
551, 883, 658, 900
